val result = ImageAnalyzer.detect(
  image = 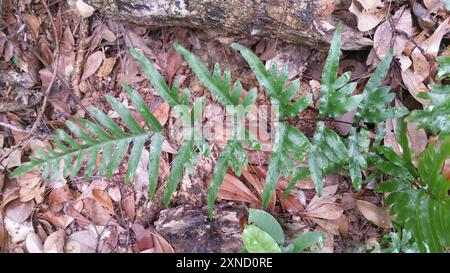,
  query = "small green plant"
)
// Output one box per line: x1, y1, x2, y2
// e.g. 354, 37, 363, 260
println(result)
9, 21, 450, 252
241, 209, 324, 253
